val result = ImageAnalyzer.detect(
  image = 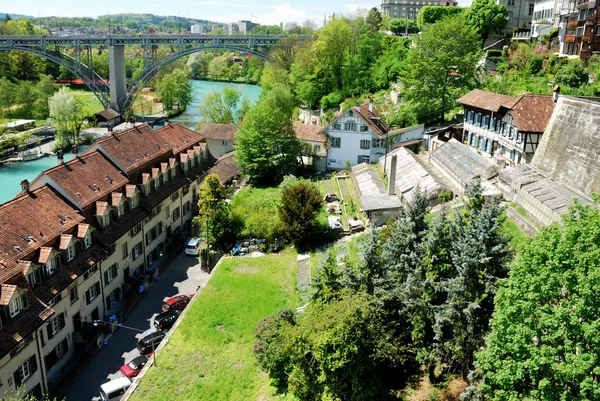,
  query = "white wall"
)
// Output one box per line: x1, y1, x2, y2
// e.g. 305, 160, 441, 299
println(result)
206, 138, 234, 159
